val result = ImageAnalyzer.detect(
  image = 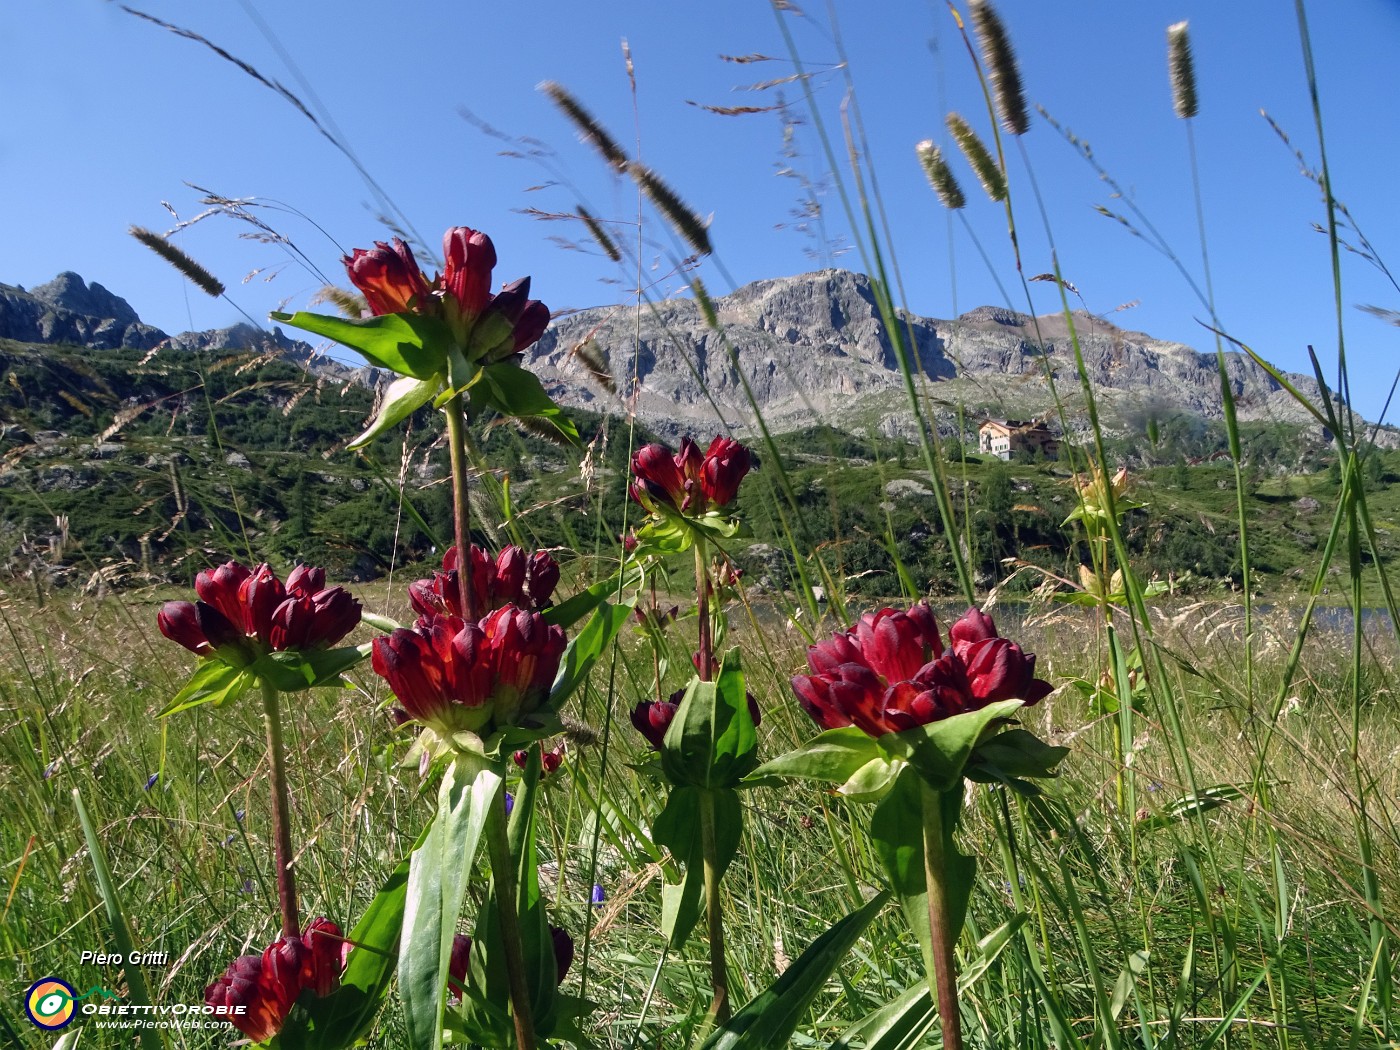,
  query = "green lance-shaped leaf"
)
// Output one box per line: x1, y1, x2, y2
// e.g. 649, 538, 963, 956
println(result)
250, 645, 367, 694
878, 698, 1025, 792
398, 758, 499, 1050
543, 563, 644, 629
746, 726, 899, 801
468, 361, 580, 444
455, 752, 567, 1042
72, 789, 161, 1050
272, 310, 452, 380
349, 375, 442, 449
869, 769, 975, 984
159, 660, 256, 716
660, 649, 760, 790
698, 890, 890, 1050
548, 598, 632, 708
964, 728, 1070, 795
652, 785, 742, 949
